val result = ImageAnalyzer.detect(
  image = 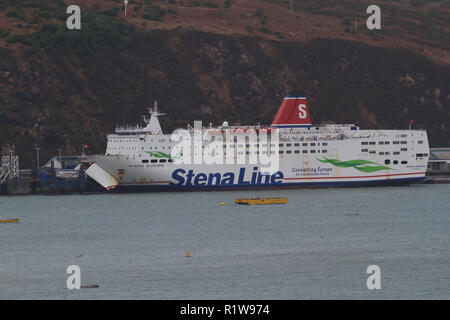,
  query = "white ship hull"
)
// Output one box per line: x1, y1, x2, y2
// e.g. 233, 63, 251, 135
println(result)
86, 130, 429, 191
85, 97, 429, 192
